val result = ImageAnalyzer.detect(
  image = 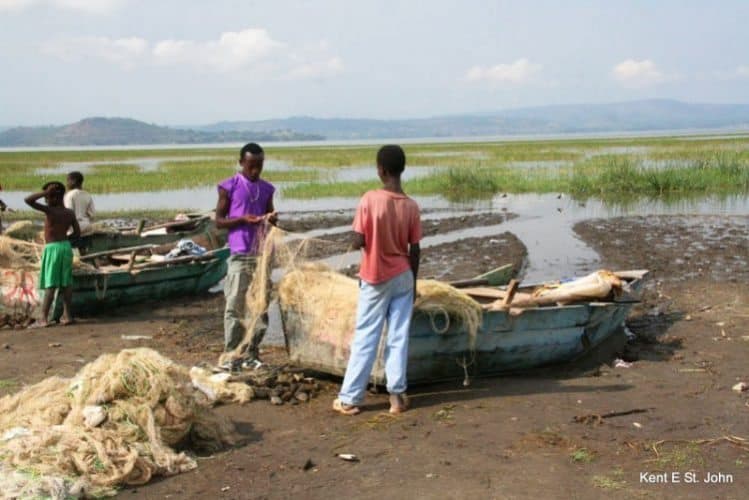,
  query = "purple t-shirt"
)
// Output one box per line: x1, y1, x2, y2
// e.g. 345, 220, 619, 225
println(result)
218, 173, 275, 255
